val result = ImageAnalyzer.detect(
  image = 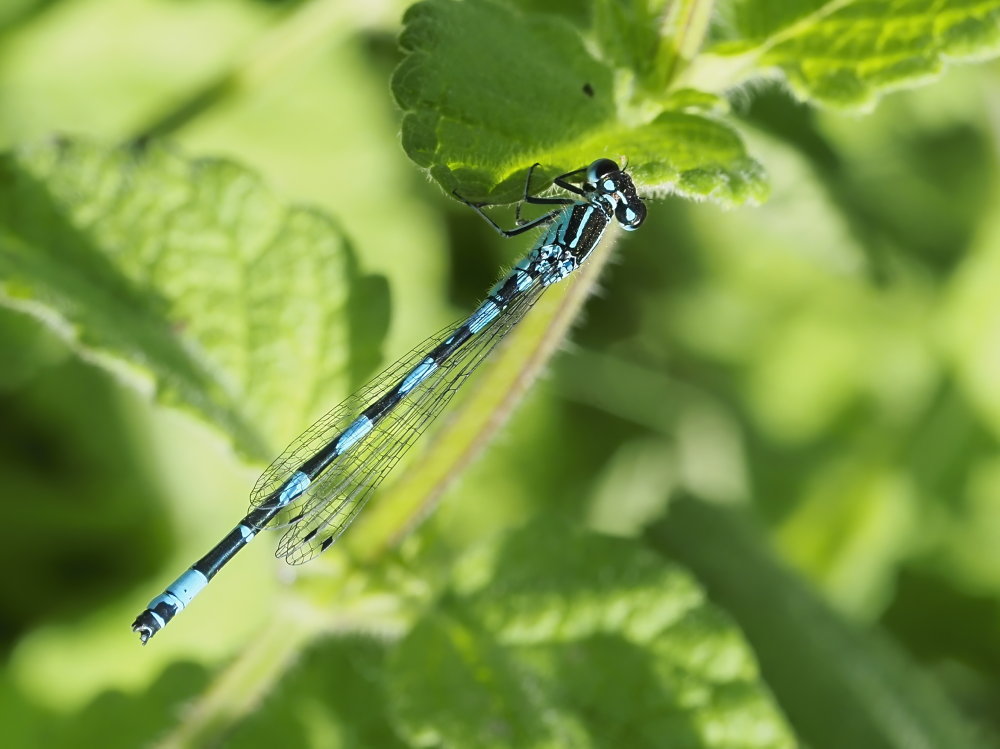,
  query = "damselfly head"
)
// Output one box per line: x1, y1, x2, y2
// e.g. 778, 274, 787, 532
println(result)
585, 158, 645, 231
587, 158, 621, 187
